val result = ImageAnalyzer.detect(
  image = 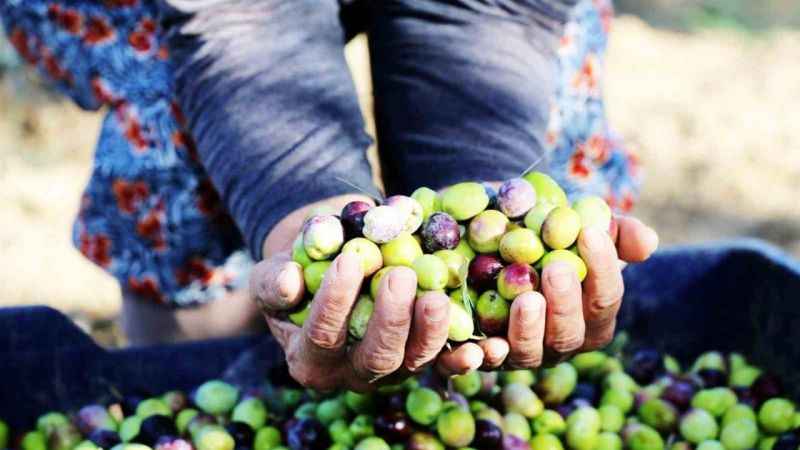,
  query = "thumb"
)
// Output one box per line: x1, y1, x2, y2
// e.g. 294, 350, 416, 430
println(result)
250, 253, 306, 313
